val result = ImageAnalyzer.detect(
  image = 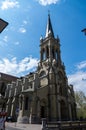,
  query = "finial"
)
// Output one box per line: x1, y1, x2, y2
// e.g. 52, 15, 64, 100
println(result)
40, 35, 43, 41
